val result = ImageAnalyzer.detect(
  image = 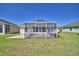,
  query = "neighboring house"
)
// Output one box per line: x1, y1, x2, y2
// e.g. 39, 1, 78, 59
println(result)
61, 21, 79, 32
0, 19, 19, 34
20, 19, 58, 38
